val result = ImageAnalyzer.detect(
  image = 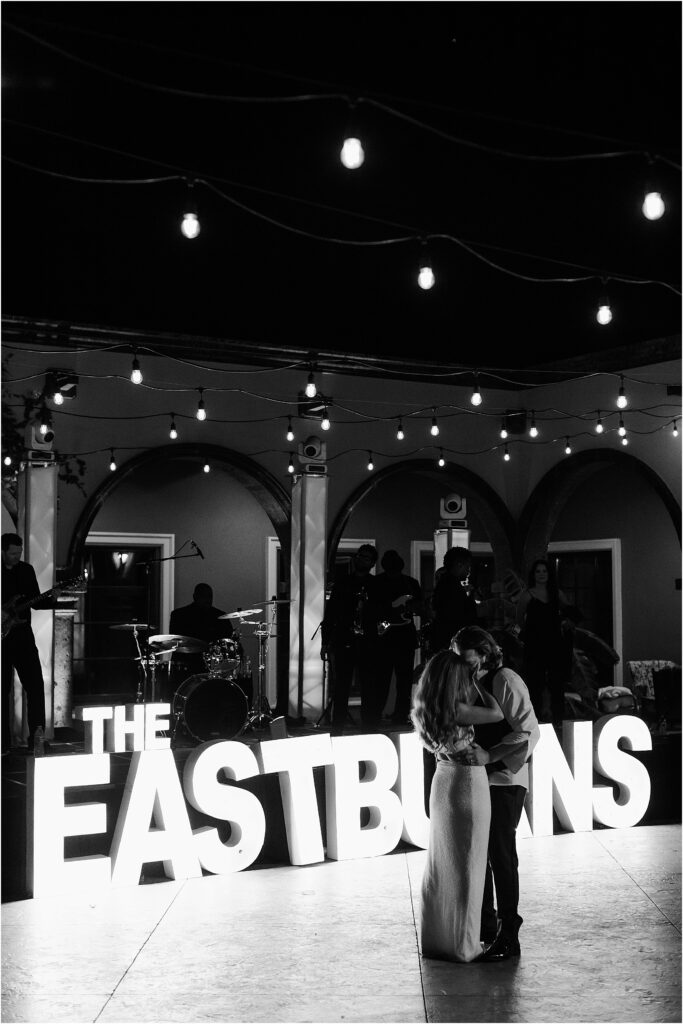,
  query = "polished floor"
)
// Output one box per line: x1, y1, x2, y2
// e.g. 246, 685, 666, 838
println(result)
1, 823, 680, 1023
